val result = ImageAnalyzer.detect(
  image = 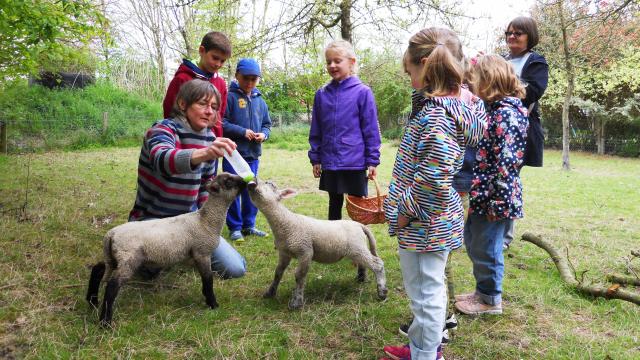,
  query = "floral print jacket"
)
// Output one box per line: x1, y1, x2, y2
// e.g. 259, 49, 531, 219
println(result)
469, 97, 528, 220
384, 94, 486, 252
